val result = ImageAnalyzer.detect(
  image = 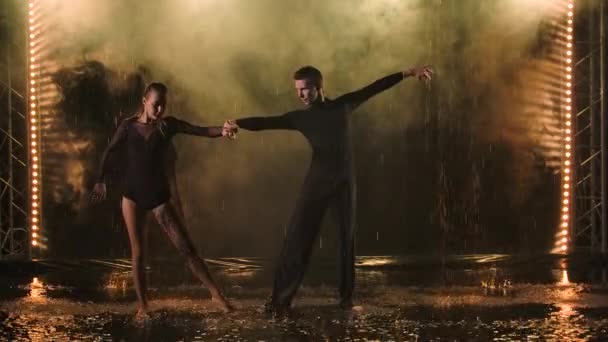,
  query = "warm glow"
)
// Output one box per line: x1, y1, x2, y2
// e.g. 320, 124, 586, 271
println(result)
558, 2, 573, 255
29, 12, 42, 250
560, 270, 570, 285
